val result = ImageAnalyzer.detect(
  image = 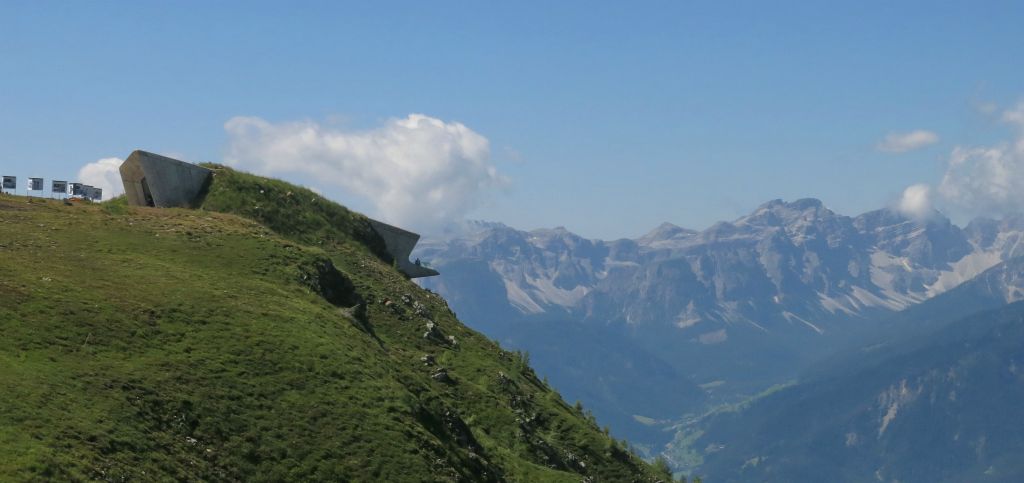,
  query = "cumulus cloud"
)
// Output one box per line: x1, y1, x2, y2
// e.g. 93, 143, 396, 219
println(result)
877, 130, 940, 153
224, 114, 507, 231
895, 102, 1024, 219
936, 102, 1024, 216
974, 101, 999, 115
1002, 102, 1024, 125
897, 183, 933, 219
77, 157, 124, 200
